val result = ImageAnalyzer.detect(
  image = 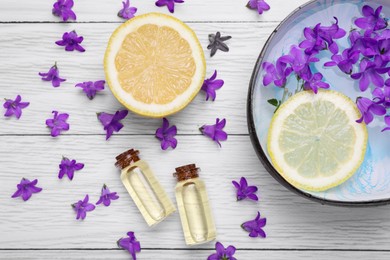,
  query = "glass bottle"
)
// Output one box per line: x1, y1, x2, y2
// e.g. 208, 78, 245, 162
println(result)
115, 149, 176, 227
174, 164, 216, 245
